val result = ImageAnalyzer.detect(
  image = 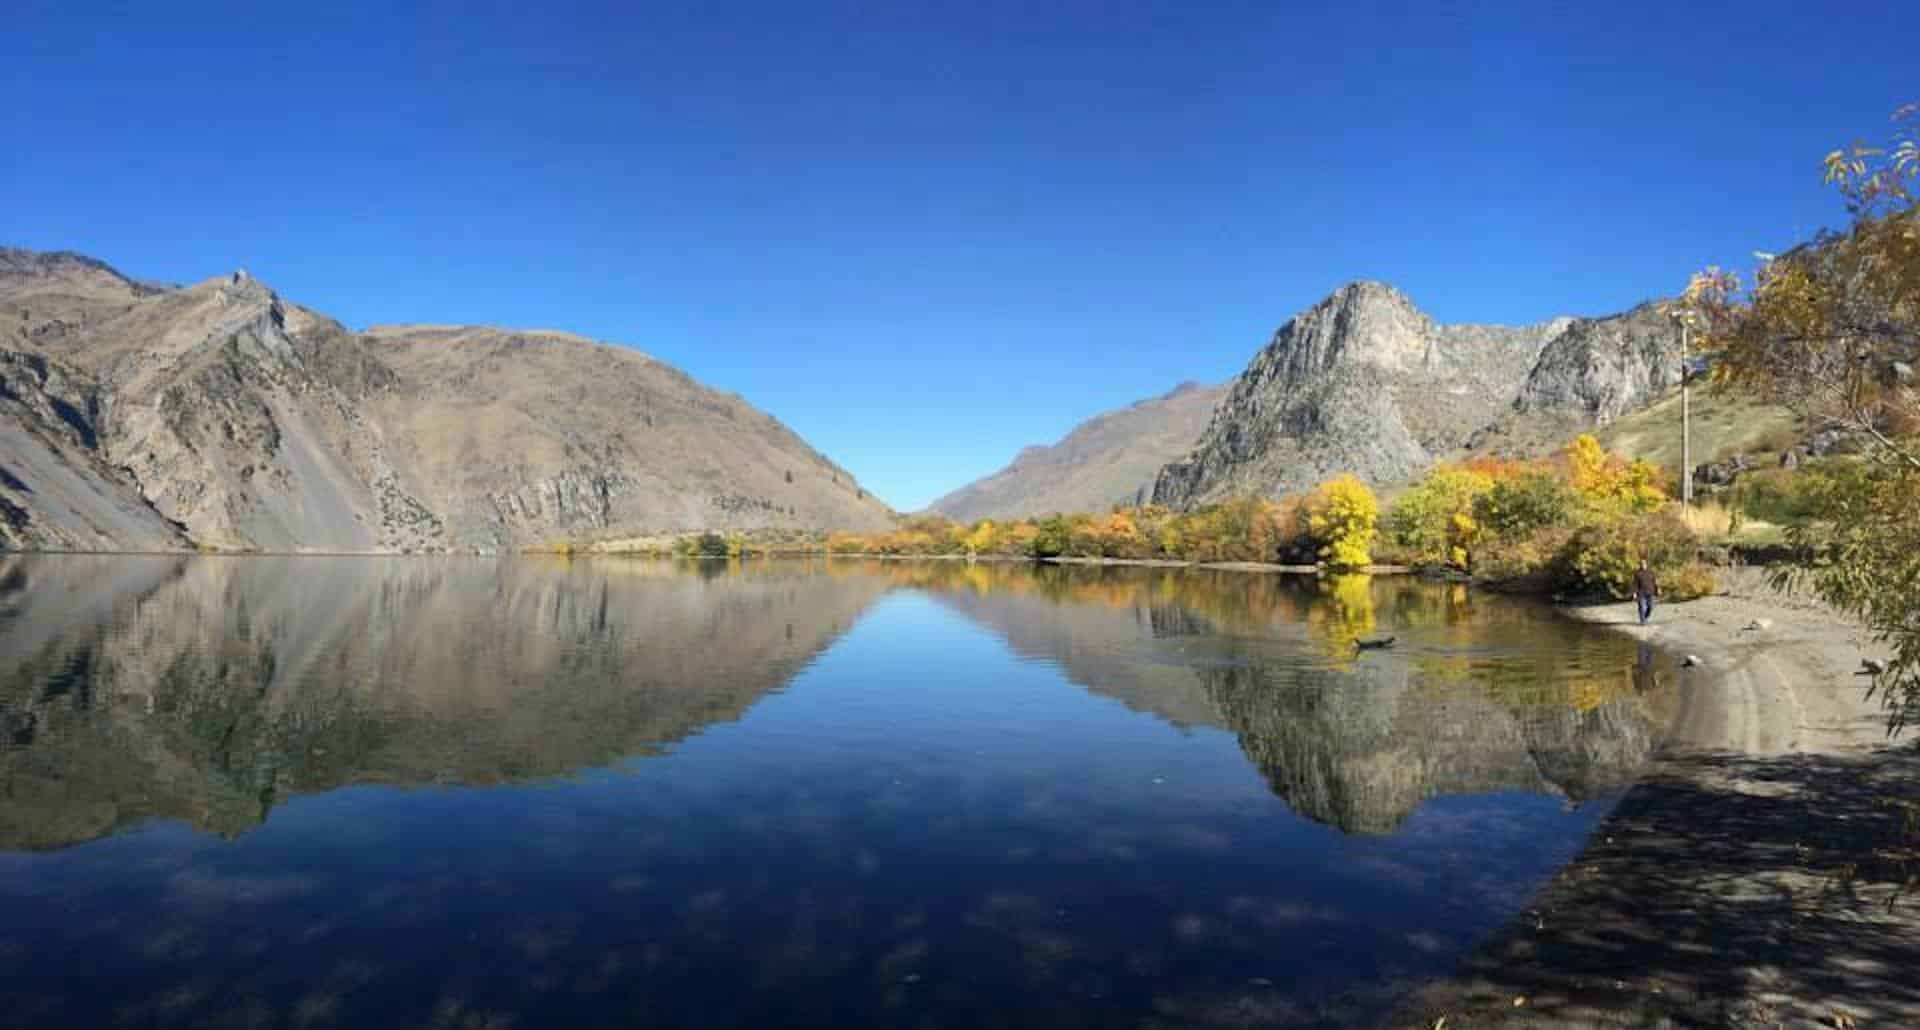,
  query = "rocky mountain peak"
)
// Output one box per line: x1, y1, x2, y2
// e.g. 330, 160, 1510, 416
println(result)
1272, 280, 1436, 380
1151, 283, 1666, 507
1328, 278, 1416, 309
